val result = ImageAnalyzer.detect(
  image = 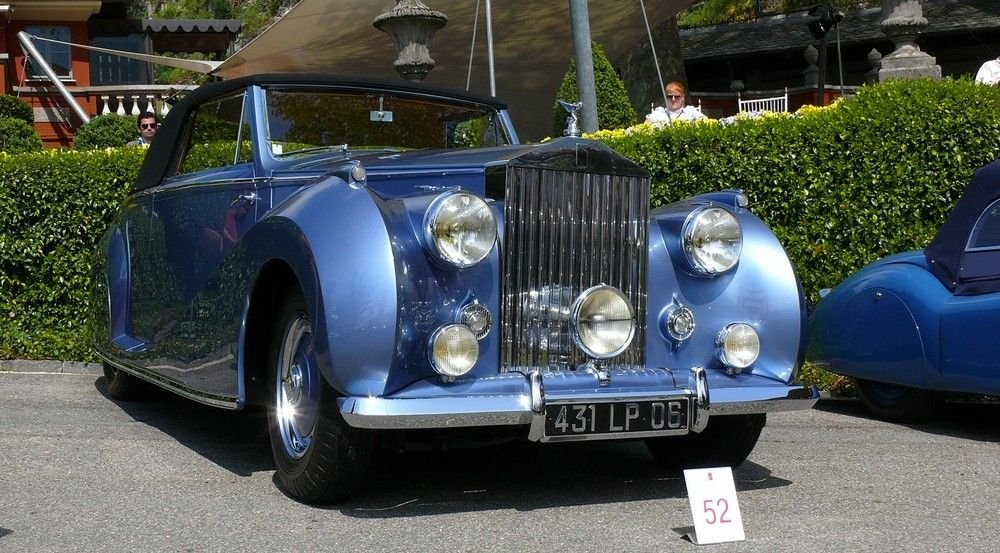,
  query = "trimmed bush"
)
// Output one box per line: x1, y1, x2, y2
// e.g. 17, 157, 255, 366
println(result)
590, 78, 1000, 307
552, 41, 638, 136
0, 149, 142, 360
73, 114, 139, 149
0, 118, 43, 154
0, 95, 33, 124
